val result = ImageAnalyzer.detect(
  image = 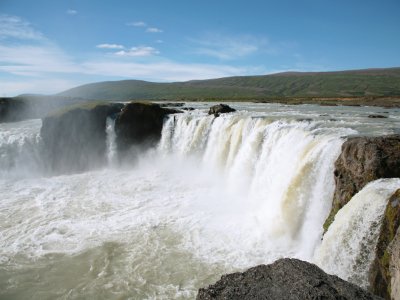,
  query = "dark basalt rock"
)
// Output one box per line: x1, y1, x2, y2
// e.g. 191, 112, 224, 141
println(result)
324, 135, 400, 231
197, 258, 382, 300
368, 114, 388, 119
114, 102, 180, 154
208, 104, 236, 117
0, 98, 28, 123
40, 102, 123, 174
369, 189, 400, 299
